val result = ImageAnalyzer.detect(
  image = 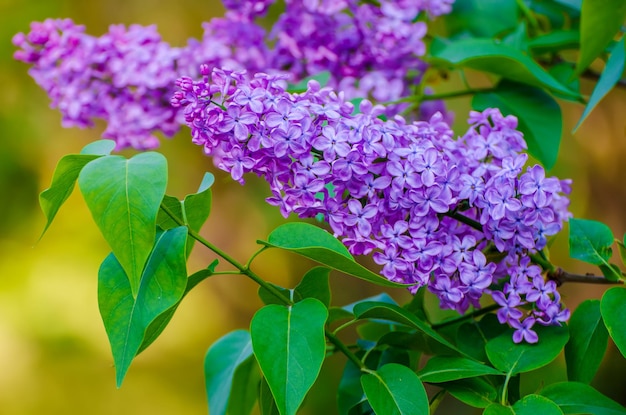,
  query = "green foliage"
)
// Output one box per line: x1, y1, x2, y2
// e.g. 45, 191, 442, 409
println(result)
444, 0, 518, 38
569, 218, 622, 280
204, 330, 257, 415
98, 226, 188, 386
472, 80, 562, 169
430, 38, 580, 99
250, 298, 328, 415
575, 37, 626, 132
259, 222, 409, 288
361, 363, 429, 415
576, 0, 626, 75
485, 325, 569, 375
443, 378, 499, 408
512, 395, 563, 415
564, 299, 608, 383
79, 152, 168, 297
601, 287, 626, 359
541, 382, 626, 415
417, 356, 504, 383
